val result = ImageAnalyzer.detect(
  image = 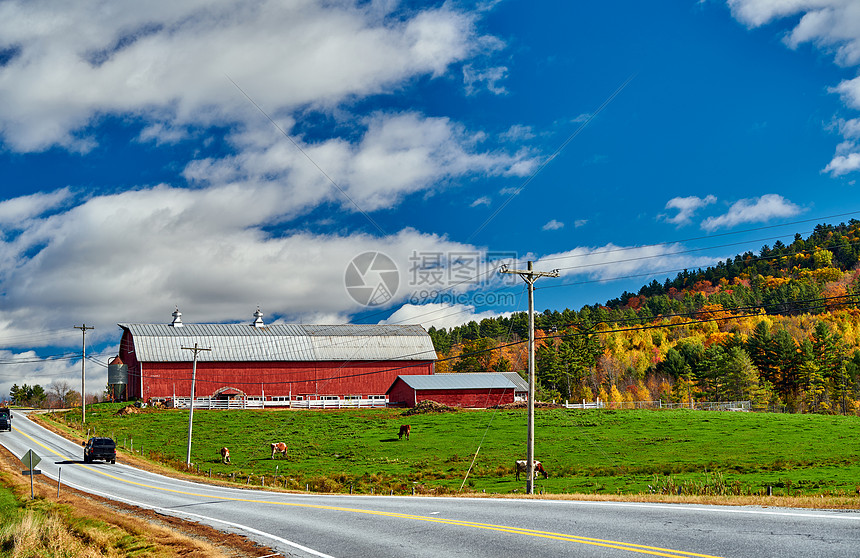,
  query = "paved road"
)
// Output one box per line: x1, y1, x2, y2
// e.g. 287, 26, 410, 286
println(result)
1, 411, 858, 557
